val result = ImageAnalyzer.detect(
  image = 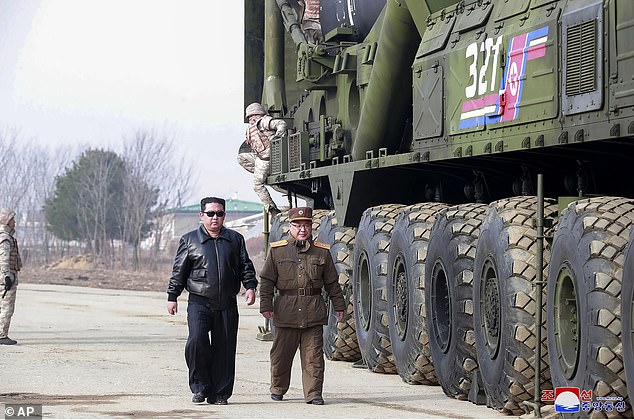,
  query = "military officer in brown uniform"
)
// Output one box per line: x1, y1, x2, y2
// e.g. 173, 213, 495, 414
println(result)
259, 207, 345, 405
